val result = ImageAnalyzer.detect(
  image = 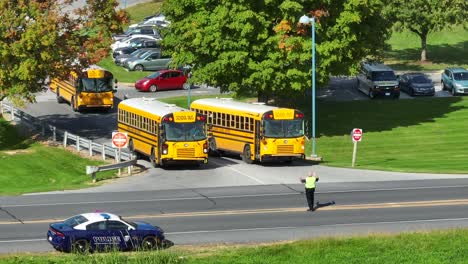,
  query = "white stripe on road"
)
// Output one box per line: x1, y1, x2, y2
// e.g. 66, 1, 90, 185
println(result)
0, 238, 45, 243
203, 159, 265, 185
2, 217, 468, 244
167, 217, 468, 235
